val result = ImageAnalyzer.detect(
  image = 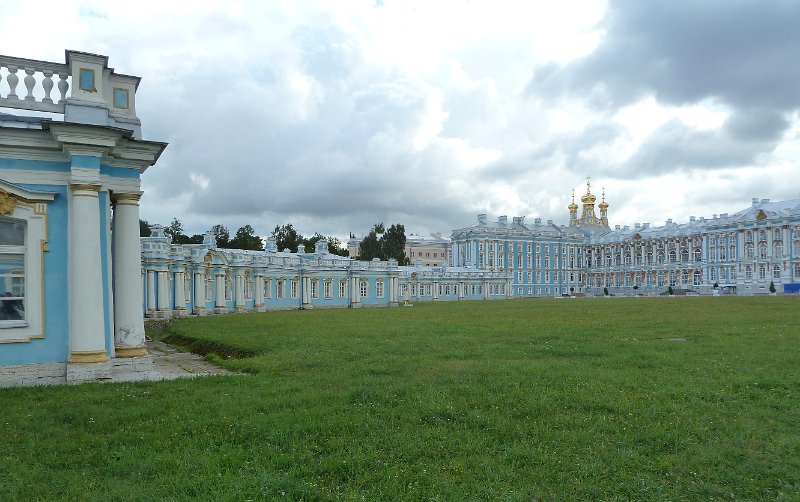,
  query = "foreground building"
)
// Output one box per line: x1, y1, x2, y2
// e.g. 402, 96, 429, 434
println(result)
452, 181, 800, 296
0, 51, 166, 380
